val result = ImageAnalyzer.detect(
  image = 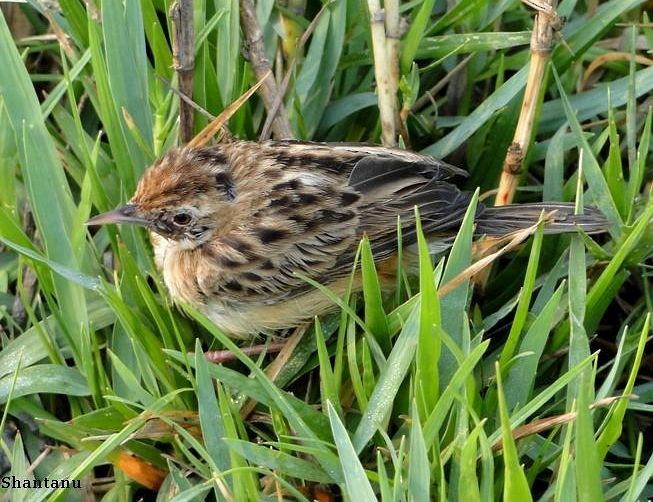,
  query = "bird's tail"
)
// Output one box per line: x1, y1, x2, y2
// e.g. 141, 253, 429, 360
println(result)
475, 203, 608, 236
